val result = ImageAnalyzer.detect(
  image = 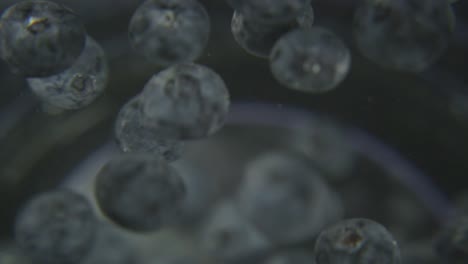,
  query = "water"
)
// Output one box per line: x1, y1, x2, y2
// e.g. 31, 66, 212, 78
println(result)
0, 0, 467, 263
